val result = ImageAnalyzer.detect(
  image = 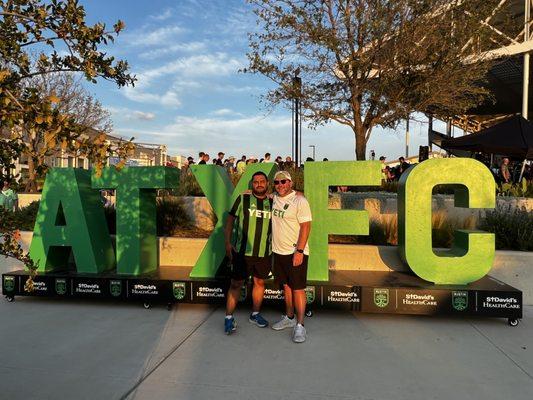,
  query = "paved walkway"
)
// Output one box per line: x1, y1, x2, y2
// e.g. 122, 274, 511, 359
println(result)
1, 260, 532, 400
